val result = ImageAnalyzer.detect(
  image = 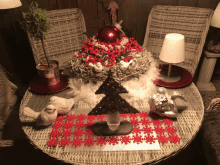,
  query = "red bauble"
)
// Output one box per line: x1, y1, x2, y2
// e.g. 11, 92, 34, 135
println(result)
96, 26, 122, 44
